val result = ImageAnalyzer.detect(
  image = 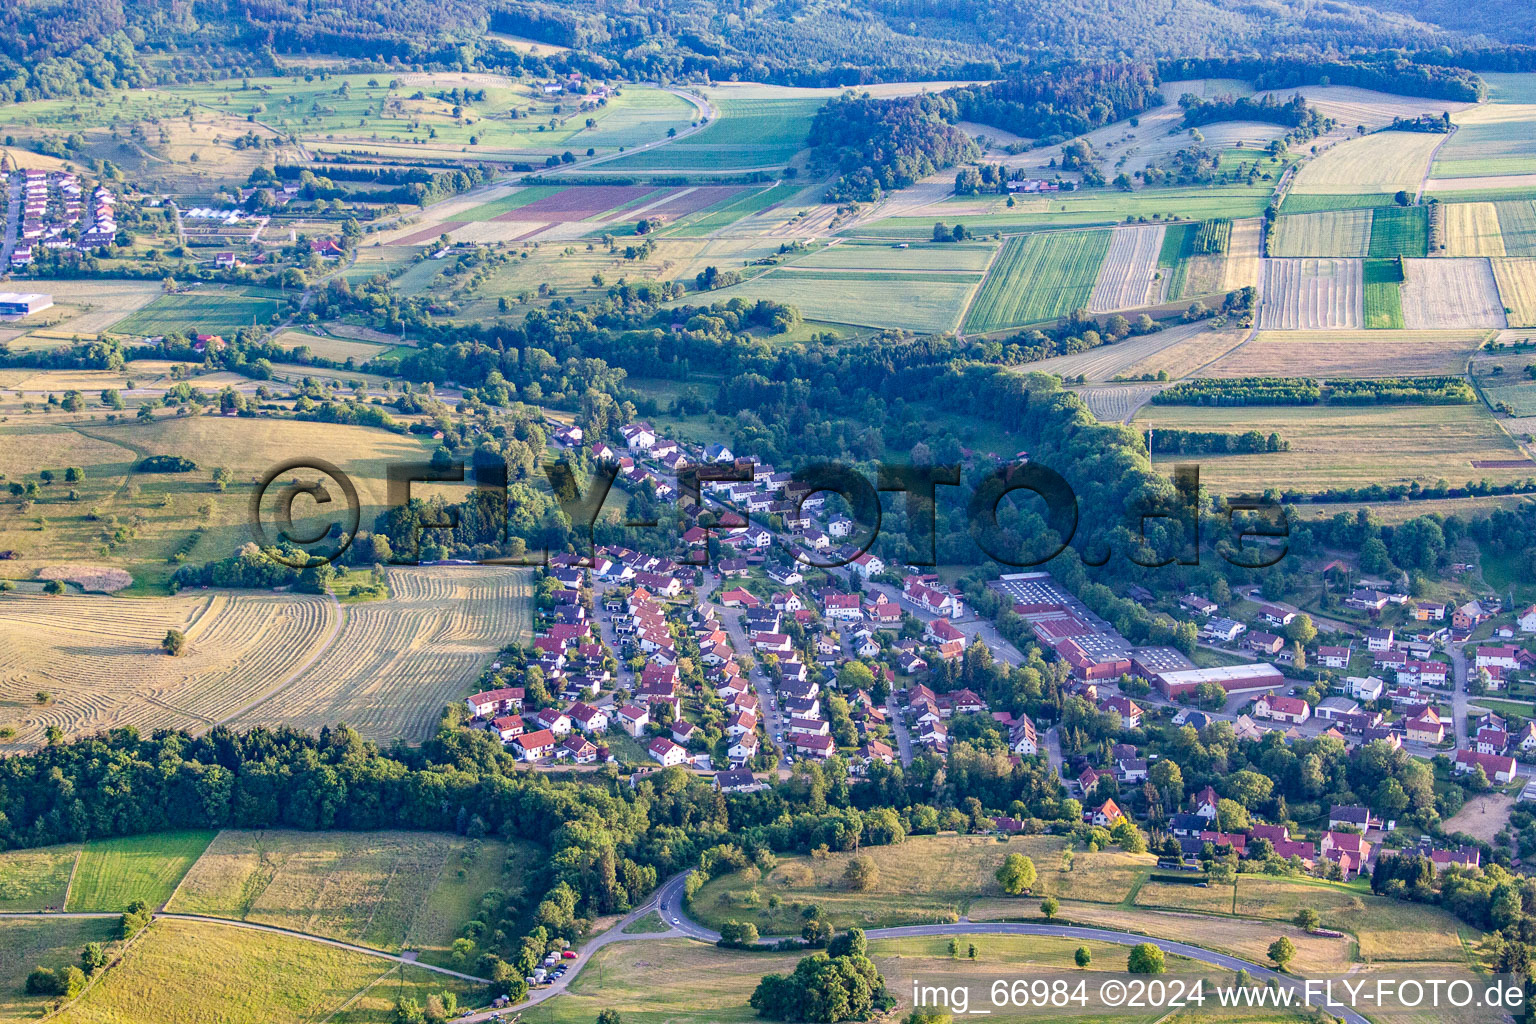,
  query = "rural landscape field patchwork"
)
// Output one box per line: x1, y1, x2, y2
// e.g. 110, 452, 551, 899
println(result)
0, 4, 1535, 1024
